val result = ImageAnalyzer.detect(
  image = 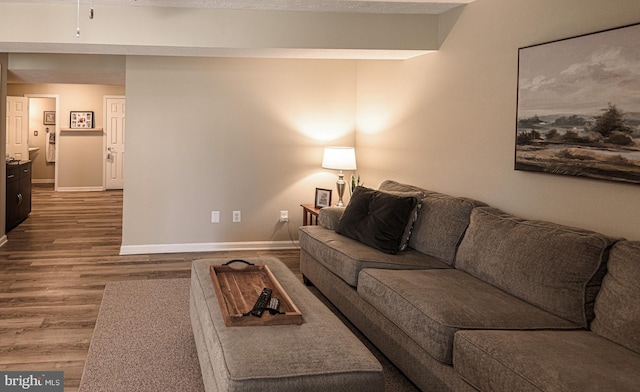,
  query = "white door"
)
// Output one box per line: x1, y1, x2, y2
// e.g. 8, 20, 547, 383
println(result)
105, 97, 125, 190
6, 96, 29, 160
